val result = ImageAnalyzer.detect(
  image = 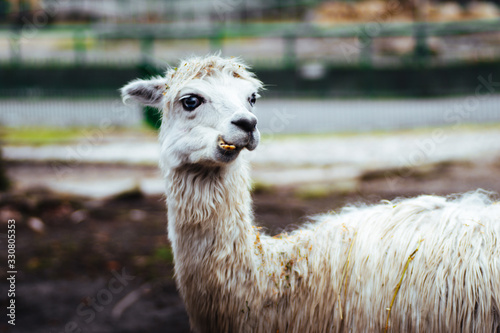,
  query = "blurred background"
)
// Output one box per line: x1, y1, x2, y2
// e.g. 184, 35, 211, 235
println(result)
1, 0, 500, 332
